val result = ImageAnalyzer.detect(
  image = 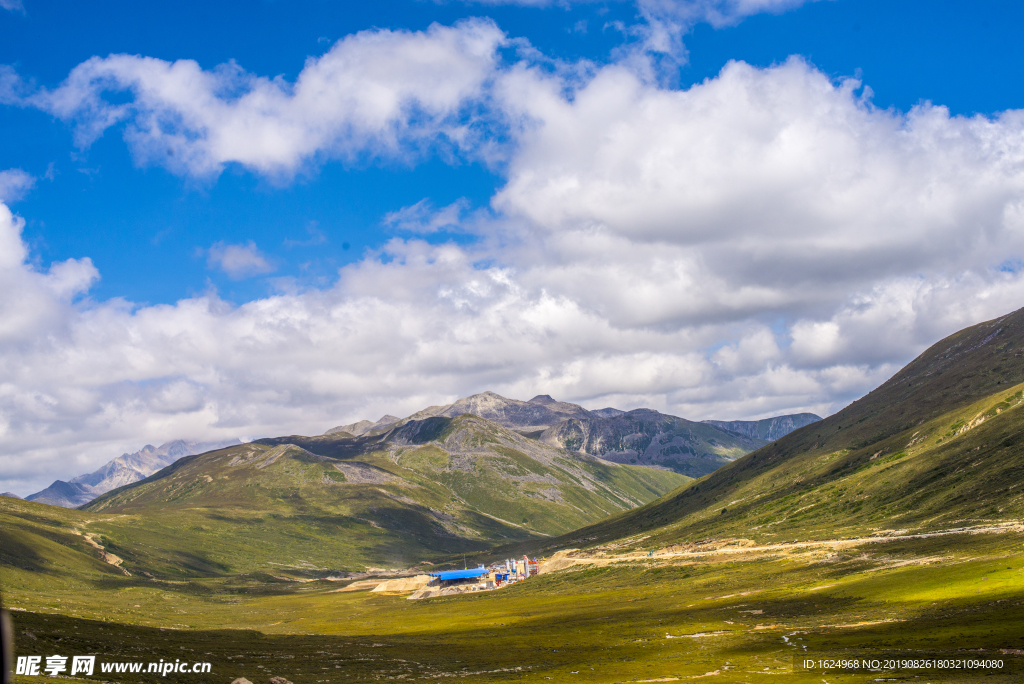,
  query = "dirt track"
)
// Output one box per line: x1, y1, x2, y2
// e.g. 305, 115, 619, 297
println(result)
541, 522, 1024, 572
